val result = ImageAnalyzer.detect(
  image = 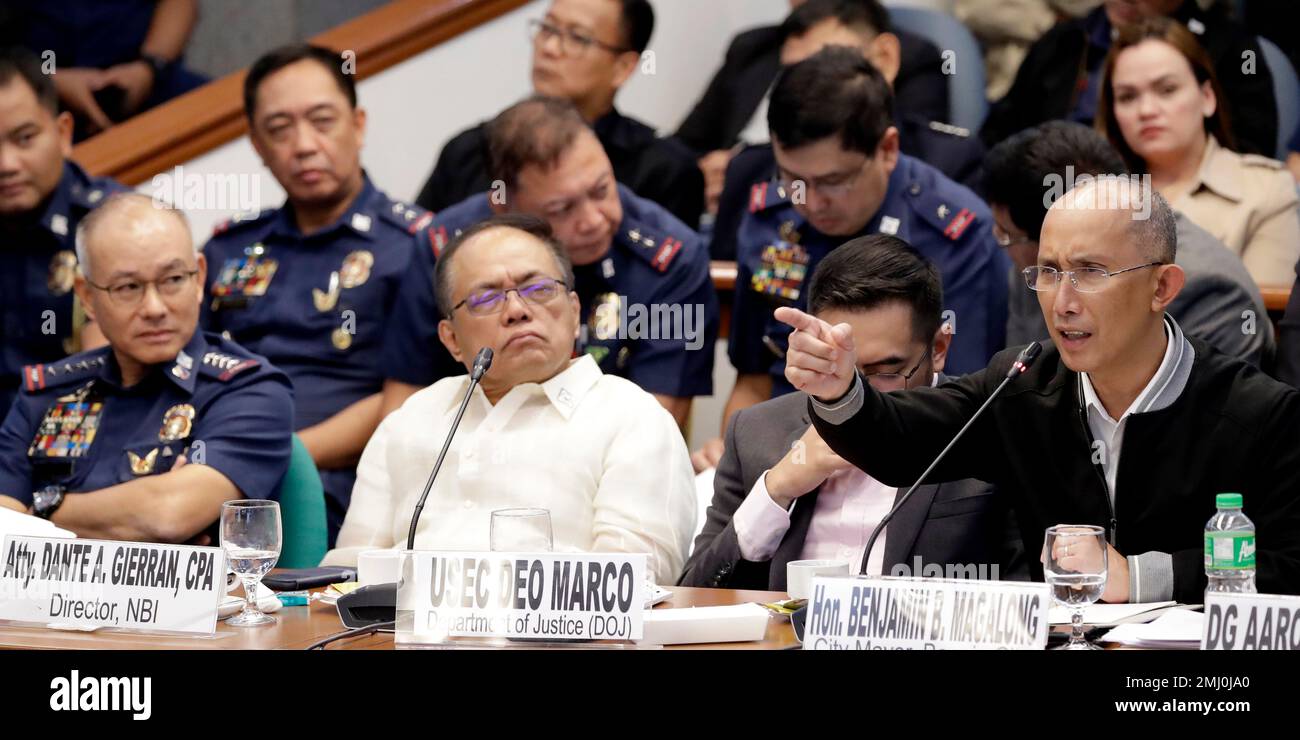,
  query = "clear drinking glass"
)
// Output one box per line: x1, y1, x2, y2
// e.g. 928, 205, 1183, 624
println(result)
1044, 524, 1108, 650
490, 508, 553, 552
220, 499, 282, 627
